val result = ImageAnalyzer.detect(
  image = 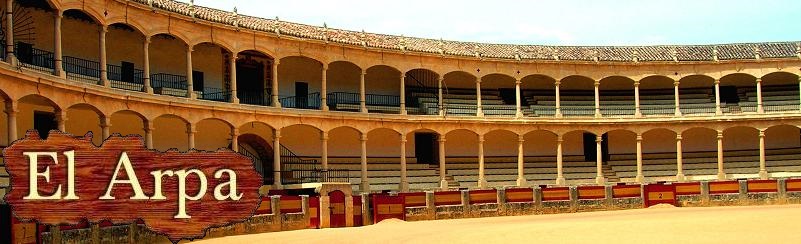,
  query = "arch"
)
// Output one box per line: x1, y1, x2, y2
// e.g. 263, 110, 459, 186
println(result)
237, 133, 275, 185
281, 124, 323, 158
521, 74, 556, 89
678, 74, 715, 88
642, 128, 678, 154
193, 41, 233, 54
366, 64, 402, 75
761, 71, 799, 86
64, 103, 103, 145
17, 94, 61, 111
107, 22, 147, 37
365, 128, 401, 158
237, 49, 276, 60
522, 130, 558, 157
148, 32, 191, 47
327, 61, 363, 96
192, 42, 233, 94
764, 124, 801, 150
442, 70, 476, 89
722, 126, 759, 152
606, 129, 637, 156
405, 68, 440, 87
149, 33, 190, 79
598, 76, 635, 89
151, 114, 190, 151
62, 8, 104, 25
195, 118, 234, 151
639, 75, 675, 90
444, 129, 479, 157
720, 73, 758, 87
680, 127, 718, 153
480, 73, 516, 89
559, 75, 594, 90
278, 56, 324, 105
483, 129, 519, 157
108, 110, 146, 139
